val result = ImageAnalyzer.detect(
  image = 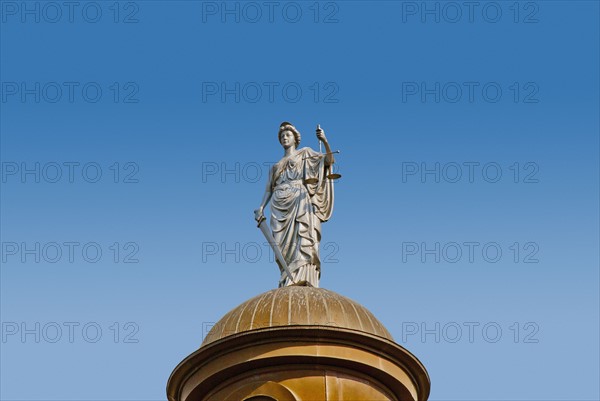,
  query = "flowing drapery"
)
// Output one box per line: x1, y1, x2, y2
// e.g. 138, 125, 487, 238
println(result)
269, 147, 334, 287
